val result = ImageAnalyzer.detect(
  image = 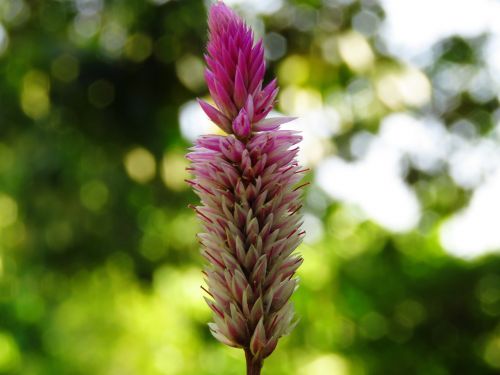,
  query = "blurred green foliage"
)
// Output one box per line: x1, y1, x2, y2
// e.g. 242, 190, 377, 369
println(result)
1, 0, 500, 374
